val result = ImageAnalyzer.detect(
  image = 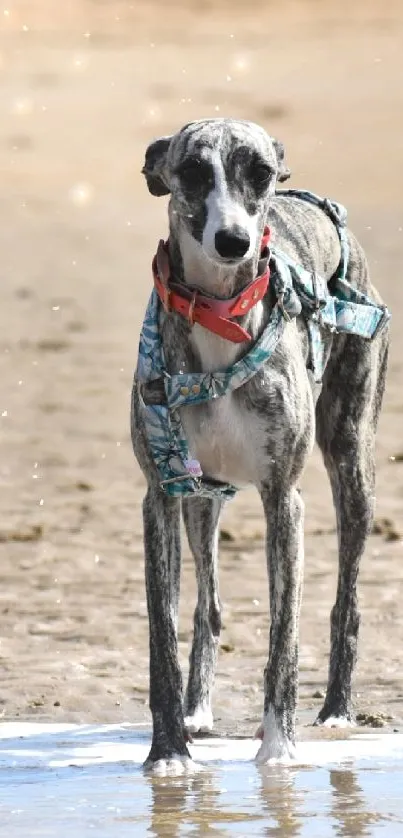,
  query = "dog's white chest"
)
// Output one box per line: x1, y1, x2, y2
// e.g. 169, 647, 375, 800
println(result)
180, 394, 266, 488
177, 324, 271, 488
